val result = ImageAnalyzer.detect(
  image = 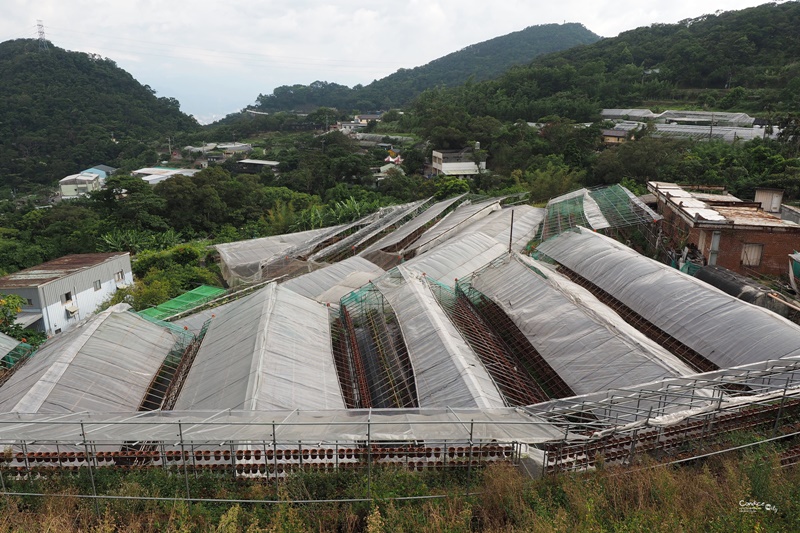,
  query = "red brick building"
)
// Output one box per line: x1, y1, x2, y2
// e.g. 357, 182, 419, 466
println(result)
648, 182, 800, 278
